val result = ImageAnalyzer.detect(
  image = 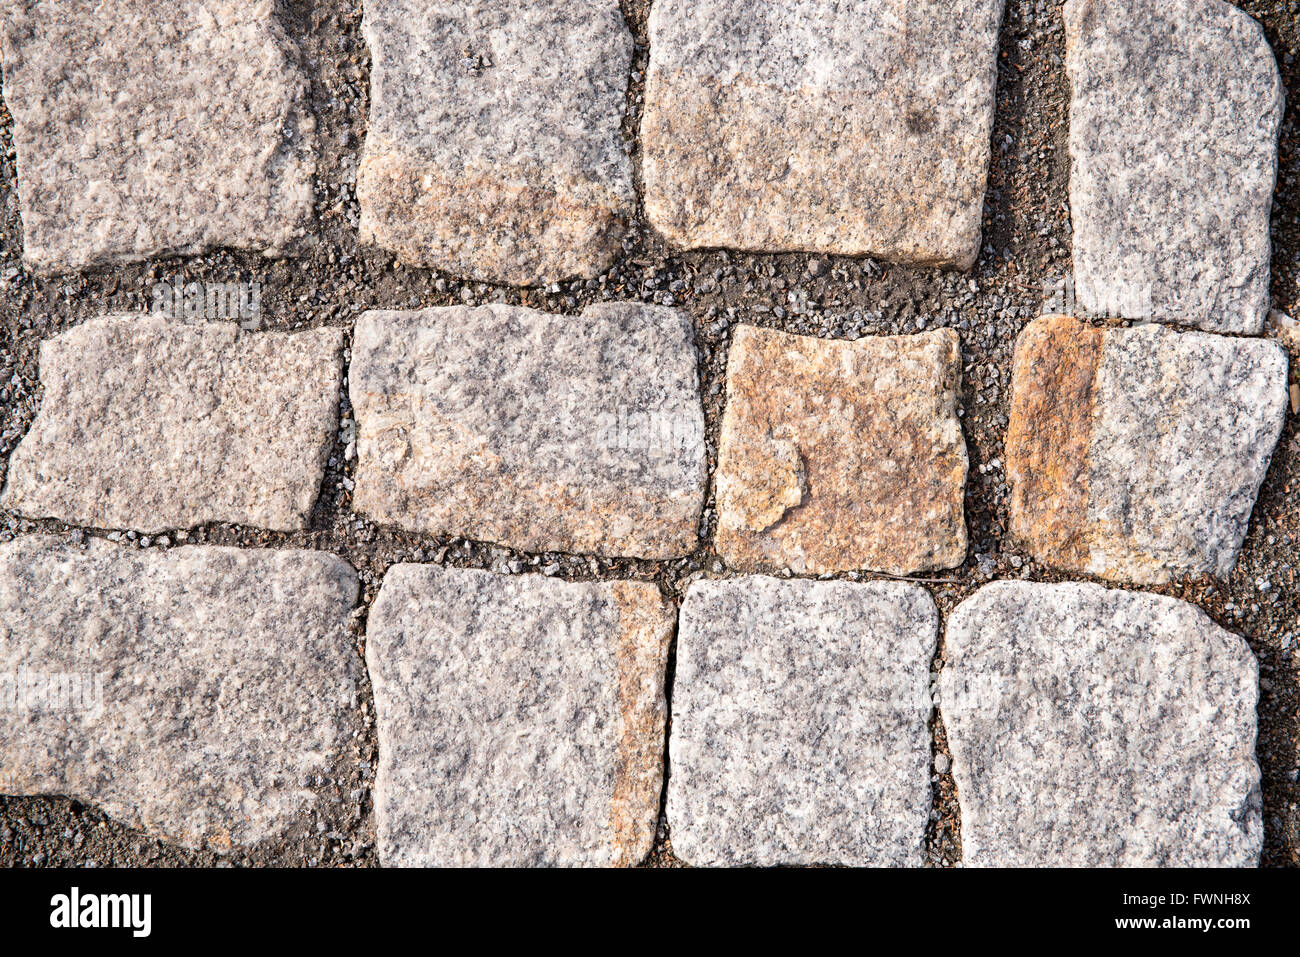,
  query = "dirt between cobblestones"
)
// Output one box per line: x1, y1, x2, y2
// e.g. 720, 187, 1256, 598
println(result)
0, 0, 1297, 868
